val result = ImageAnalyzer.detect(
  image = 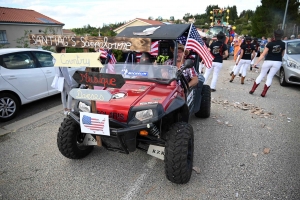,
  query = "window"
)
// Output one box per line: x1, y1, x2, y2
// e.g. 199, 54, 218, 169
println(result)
32, 51, 54, 67
2, 52, 36, 69
0, 30, 8, 44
